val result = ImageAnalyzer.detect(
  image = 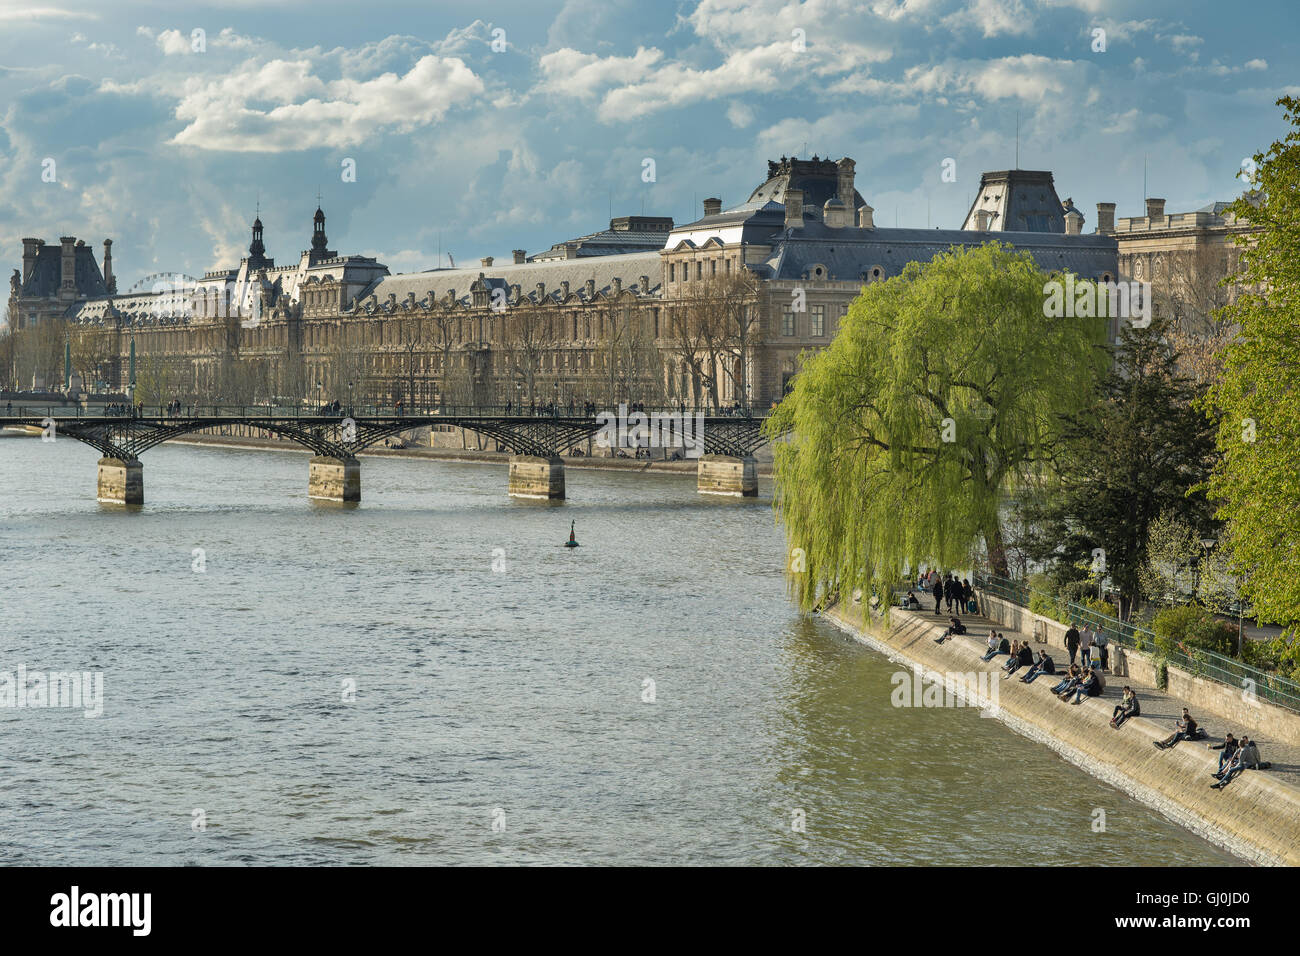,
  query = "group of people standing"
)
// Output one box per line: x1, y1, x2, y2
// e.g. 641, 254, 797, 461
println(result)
916, 570, 973, 616
1062, 621, 1110, 672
